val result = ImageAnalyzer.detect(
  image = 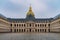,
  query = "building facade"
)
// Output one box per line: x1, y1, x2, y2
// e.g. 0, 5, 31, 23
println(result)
0, 6, 60, 33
